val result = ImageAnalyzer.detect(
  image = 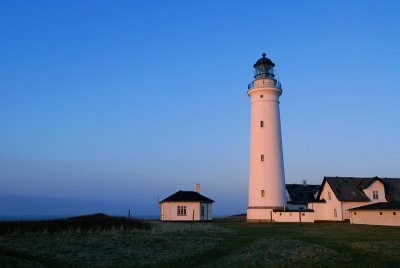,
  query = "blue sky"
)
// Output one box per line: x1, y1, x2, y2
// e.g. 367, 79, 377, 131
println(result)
1, 0, 399, 216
